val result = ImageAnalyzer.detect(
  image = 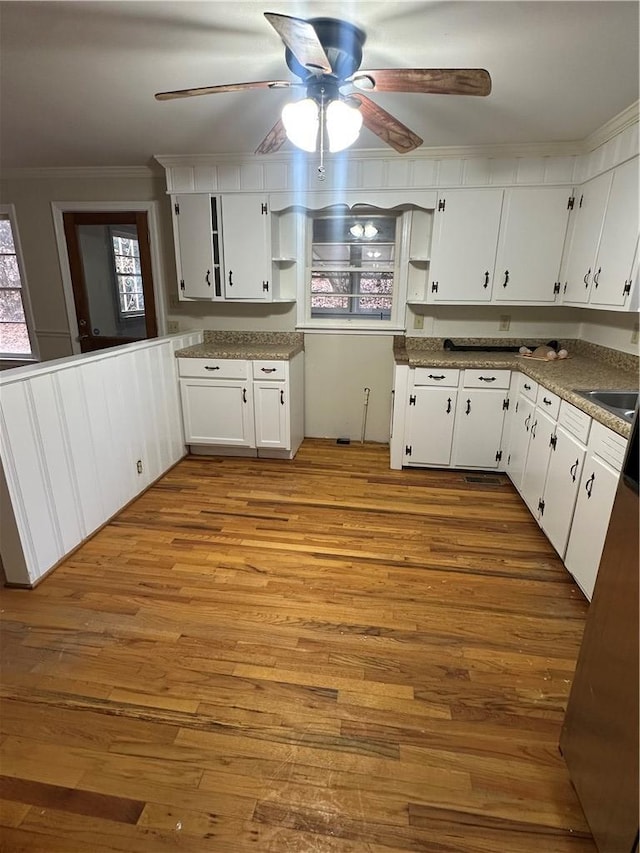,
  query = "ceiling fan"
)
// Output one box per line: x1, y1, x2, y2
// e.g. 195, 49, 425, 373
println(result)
155, 12, 491, 156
